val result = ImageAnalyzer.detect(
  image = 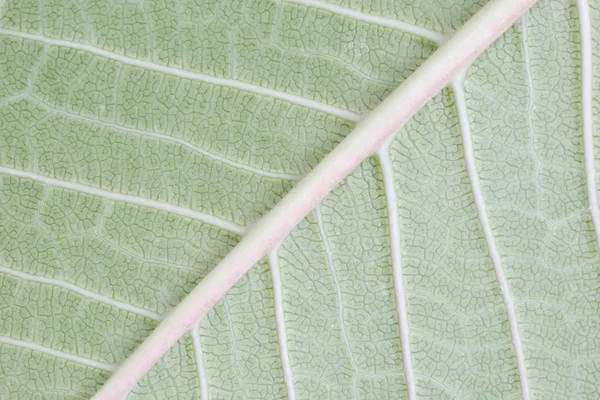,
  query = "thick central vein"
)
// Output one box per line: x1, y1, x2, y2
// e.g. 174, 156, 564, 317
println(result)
90, 1, 541, 396
452, 80, 530, 400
